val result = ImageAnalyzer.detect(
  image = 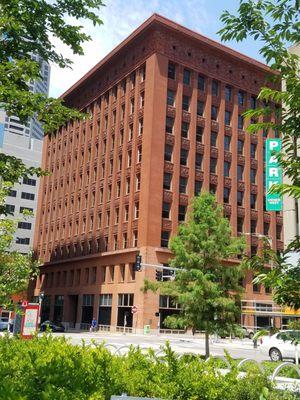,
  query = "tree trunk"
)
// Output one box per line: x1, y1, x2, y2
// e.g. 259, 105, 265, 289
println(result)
205, 330, 210, 359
